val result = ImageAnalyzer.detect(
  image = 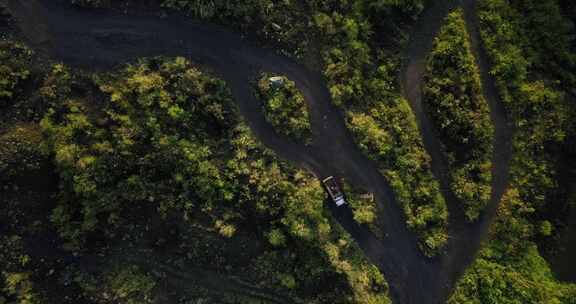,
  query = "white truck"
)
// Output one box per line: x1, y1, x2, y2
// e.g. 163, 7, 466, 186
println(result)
322, 176, 347, 206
